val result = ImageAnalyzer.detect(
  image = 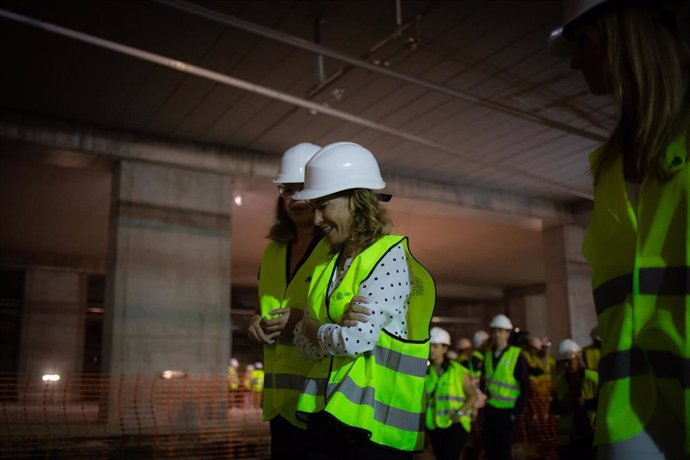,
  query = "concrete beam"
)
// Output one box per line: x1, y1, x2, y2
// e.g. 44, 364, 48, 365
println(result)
0, 112, 572, 222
